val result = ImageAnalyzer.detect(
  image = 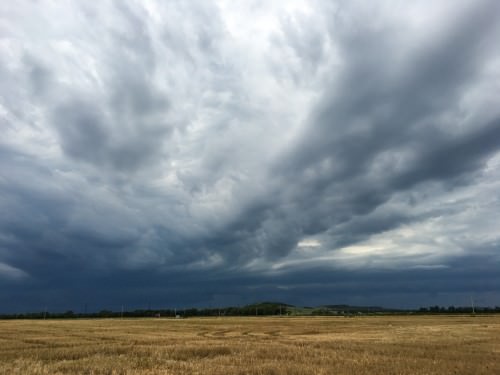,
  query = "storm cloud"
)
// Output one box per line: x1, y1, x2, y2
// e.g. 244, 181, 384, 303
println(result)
1, 0, 500, 312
